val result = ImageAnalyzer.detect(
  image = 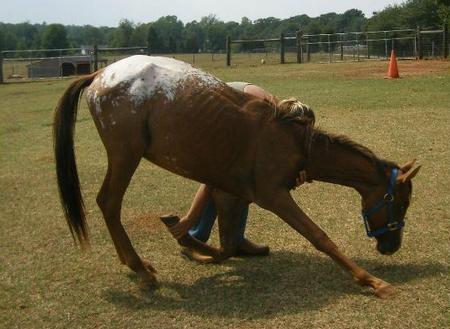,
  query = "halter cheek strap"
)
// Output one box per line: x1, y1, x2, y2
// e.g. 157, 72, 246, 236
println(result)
361, 168, 405, 238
